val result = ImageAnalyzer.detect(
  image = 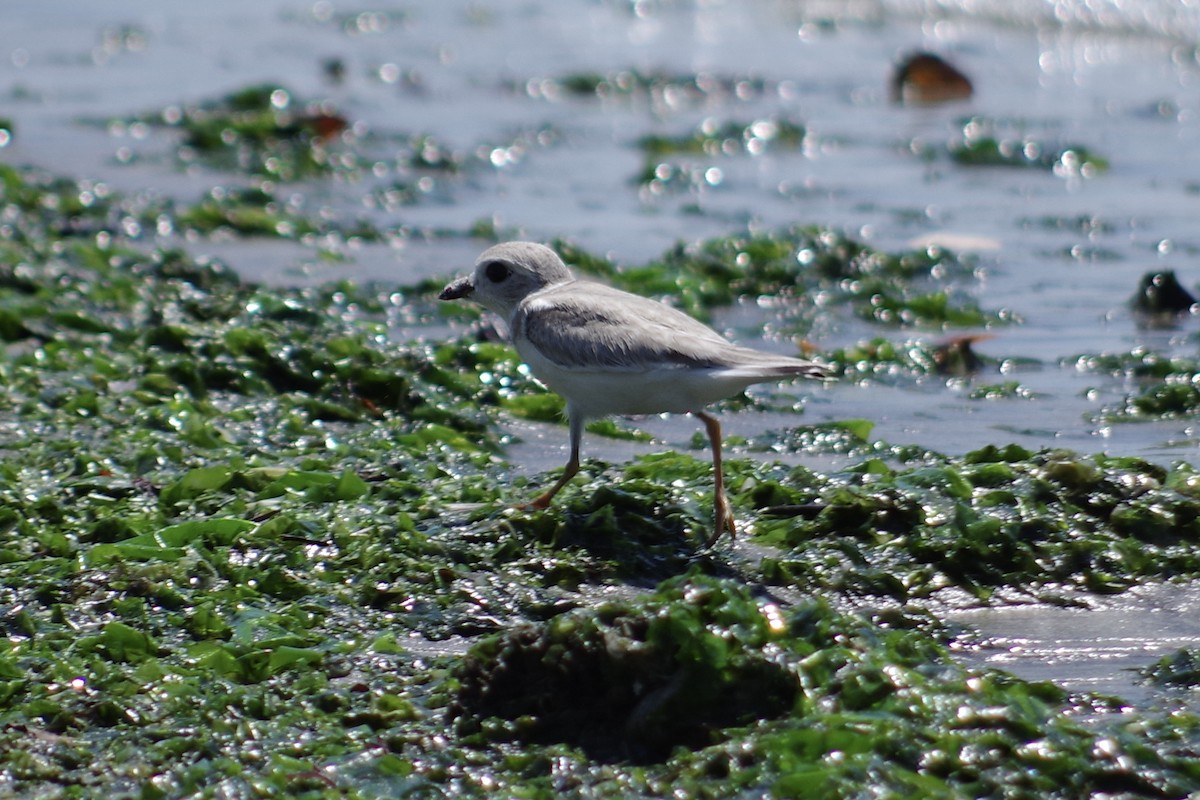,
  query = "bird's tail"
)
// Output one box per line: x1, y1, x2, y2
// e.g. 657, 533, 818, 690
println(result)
721, 359, 833, 382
